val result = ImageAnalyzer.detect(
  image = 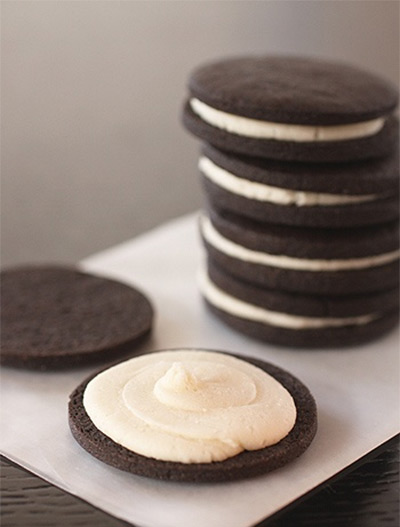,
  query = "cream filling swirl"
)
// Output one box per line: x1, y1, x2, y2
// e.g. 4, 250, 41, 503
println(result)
201, 214, 400, 272
83, 350, 297, 463
190, 97, 386, 142
200, 156, 377, 206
